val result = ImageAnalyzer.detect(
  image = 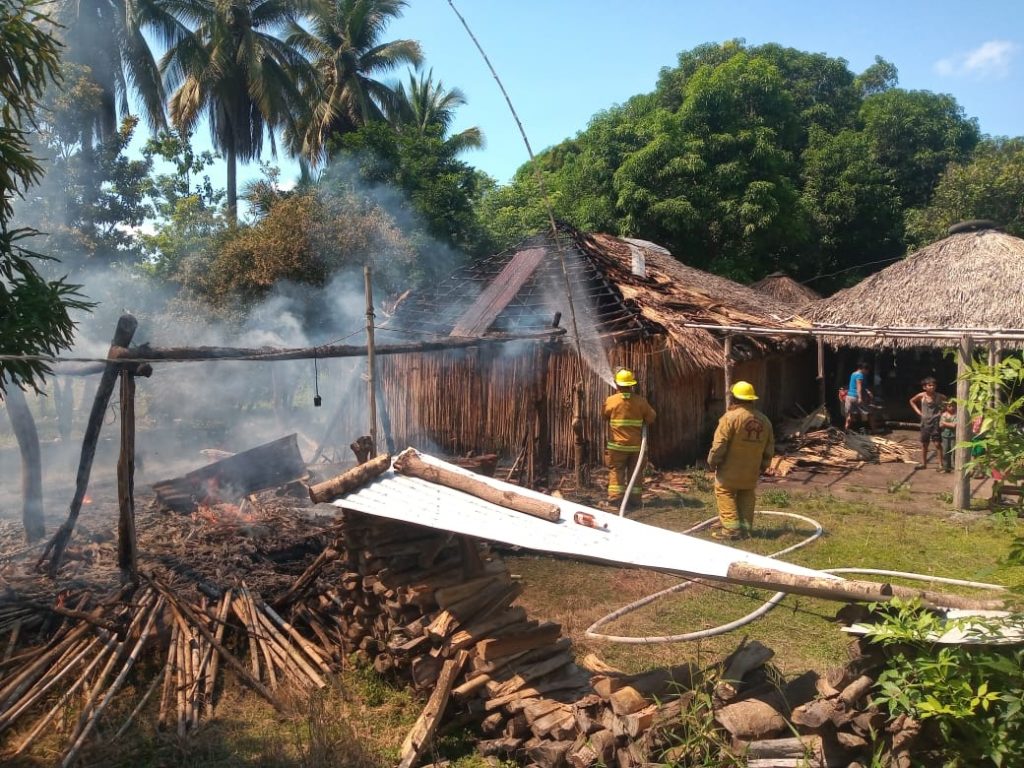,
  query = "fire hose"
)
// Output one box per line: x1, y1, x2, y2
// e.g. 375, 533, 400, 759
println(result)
585, 510, 1005, 644
617, 424, 648, 517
